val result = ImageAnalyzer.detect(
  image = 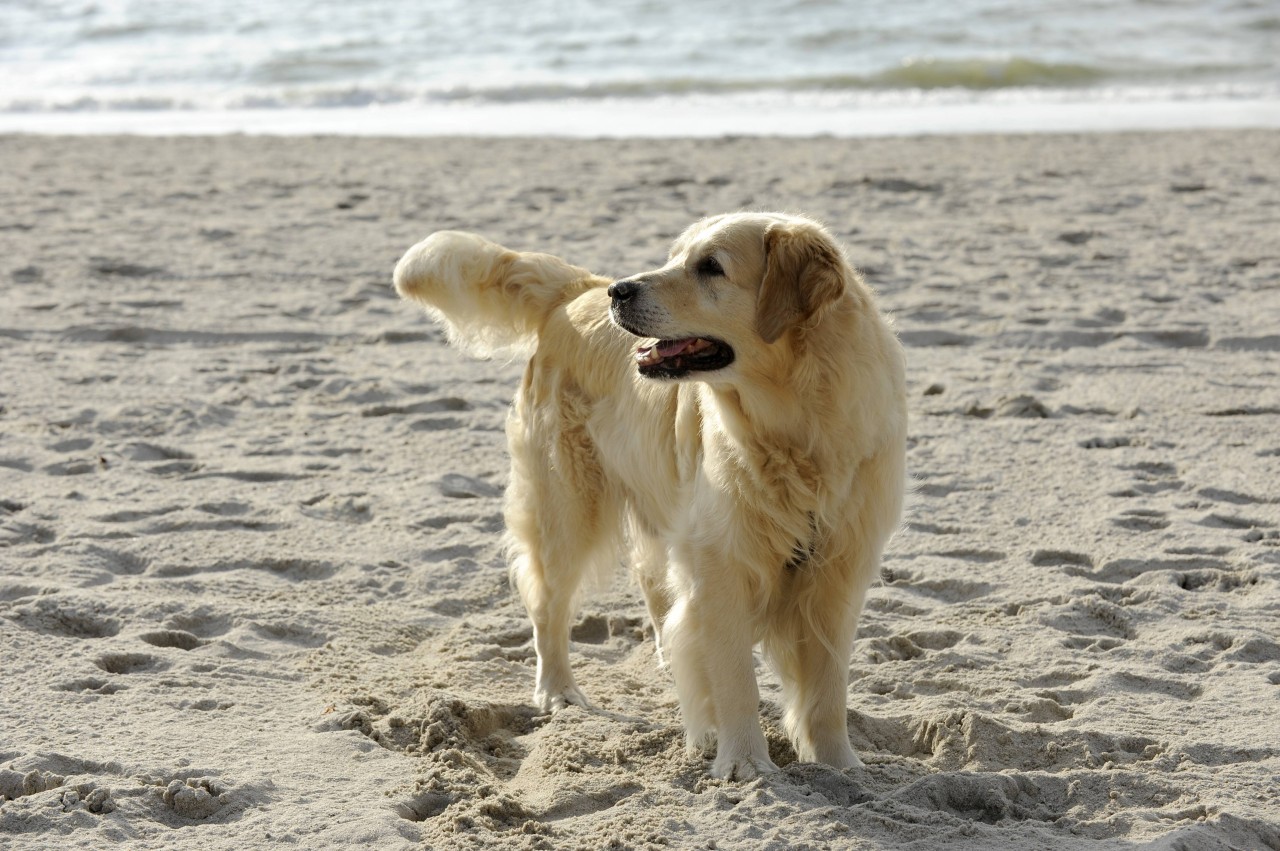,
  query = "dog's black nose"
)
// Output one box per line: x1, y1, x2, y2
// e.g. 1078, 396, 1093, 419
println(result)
608, 279, 638, 302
